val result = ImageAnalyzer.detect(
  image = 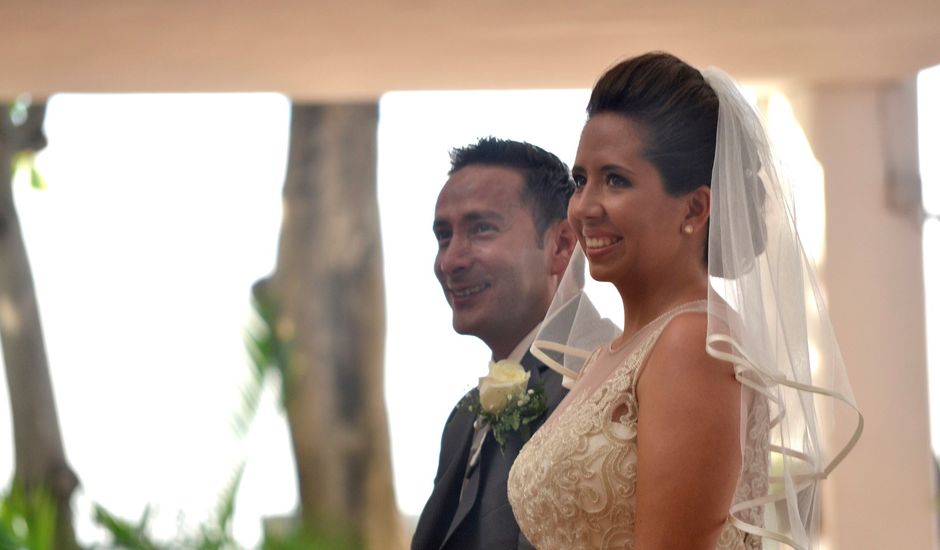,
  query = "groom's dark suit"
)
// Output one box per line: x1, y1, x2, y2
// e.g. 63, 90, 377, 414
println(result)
411, 351, 567, 550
